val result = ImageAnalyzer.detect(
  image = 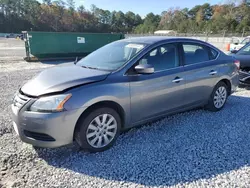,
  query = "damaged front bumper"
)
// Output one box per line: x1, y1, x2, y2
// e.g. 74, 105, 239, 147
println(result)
239, 70, 250, 87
